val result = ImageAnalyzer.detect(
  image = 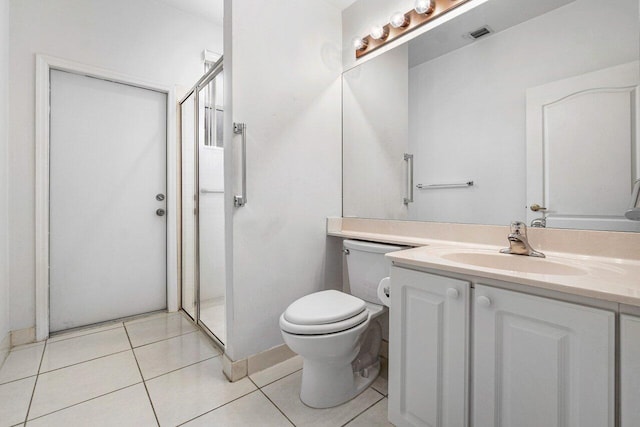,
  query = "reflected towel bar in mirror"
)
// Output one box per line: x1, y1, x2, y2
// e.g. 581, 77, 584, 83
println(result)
417, 181, 474, 189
